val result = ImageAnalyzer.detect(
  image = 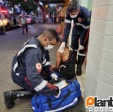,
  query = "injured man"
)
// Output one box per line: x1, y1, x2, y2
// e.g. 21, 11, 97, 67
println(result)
52, 42, 76, 80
